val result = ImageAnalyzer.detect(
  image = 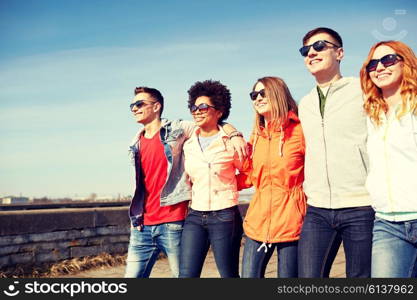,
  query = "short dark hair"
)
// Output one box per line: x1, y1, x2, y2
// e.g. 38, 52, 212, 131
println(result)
302, 27, 343, 47
134, 86, 164, 116
187, 80, 231, 124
